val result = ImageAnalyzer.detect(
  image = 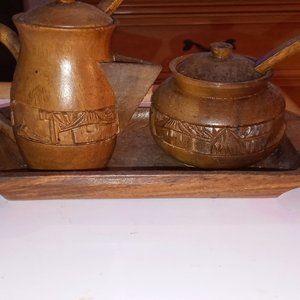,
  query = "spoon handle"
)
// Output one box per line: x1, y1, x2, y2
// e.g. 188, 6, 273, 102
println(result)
255, 36, 300, 74
98, 0, 124, 15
